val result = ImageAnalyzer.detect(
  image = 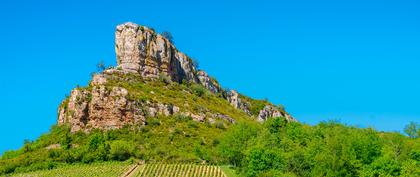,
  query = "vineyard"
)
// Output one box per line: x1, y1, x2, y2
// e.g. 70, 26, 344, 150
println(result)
129, 163, 228, 177
7, 162, 132, 177
4, 162, 232, 177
